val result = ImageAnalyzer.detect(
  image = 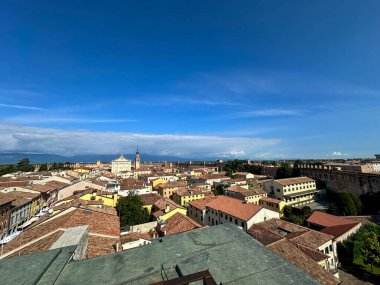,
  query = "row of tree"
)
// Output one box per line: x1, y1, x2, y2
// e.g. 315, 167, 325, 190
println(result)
327, 192, 362, 216
0, 158, 35, 175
